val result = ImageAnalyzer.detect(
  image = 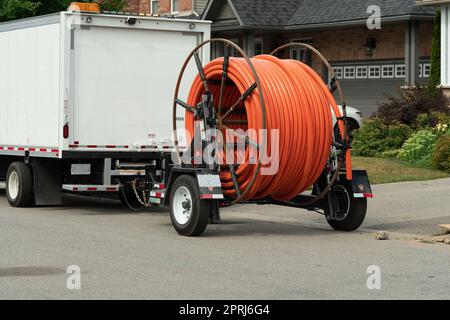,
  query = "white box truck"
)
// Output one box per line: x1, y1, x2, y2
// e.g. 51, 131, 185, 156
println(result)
0, 10, 211, 209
